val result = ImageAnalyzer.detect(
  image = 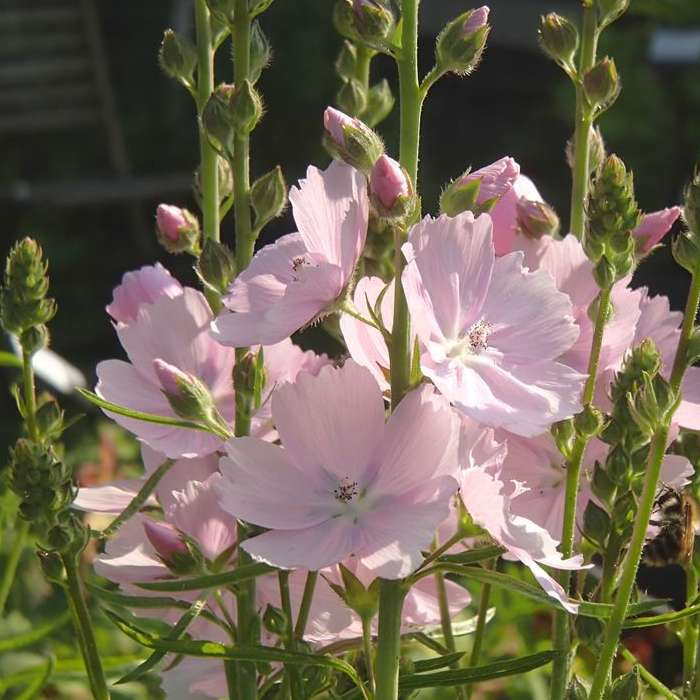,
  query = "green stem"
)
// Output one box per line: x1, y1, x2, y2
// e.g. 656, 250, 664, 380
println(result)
599, 529, 623, 603
194, 0, 220, 242
619, 646, 680, 700
355, 45, 372, 96
362, 615, 376, 695
374, 580, 407, 699
62, 553, 110, 700
278, 571, 303, 700
22, 348, 38, 440
0, 520, 29, 617
550, 286, 611, 698
434, 569, 467, 700
466, 563, 494, 699
684, 555, 699, 693
294, 570, 318, 640
588, 268, 700, 700
568, 3, 598, 240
